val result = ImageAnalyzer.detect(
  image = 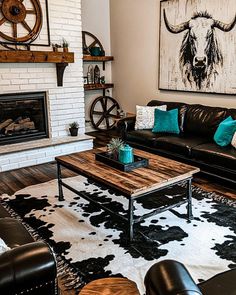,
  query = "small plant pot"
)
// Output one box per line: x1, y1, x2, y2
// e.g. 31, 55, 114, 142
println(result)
63, 47, 69, 52
69, 127, 78, 136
